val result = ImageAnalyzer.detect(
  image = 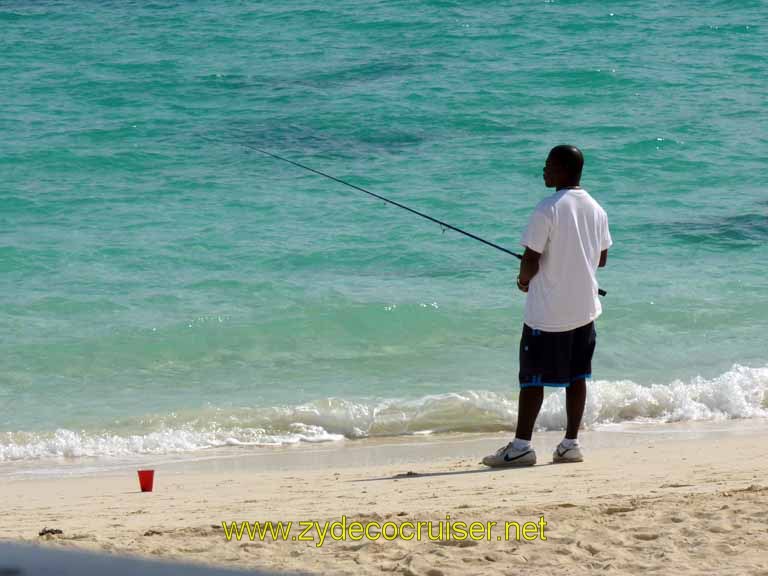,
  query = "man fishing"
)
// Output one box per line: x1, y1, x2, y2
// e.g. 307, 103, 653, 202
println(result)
482, 145, 612, 467
234, 138, 609, 466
